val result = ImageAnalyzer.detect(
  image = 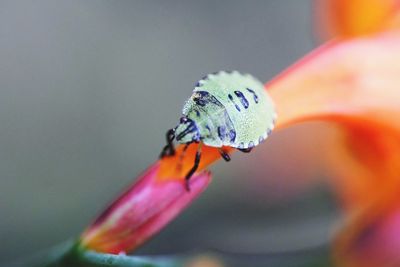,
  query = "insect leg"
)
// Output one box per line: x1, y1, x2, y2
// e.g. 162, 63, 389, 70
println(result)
218, 148, 231, 162
238, 147, 253, 153
159, 128, 176, 158
185, 143, 202, 191
176, 143, 190, 172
